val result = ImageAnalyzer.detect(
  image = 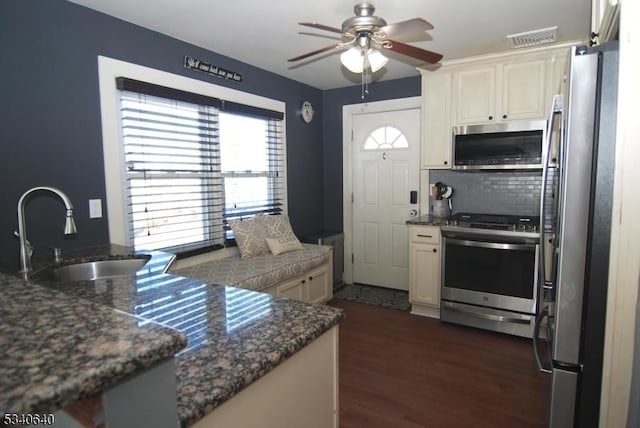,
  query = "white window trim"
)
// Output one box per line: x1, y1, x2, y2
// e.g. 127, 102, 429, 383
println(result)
97, 56, 287, 246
